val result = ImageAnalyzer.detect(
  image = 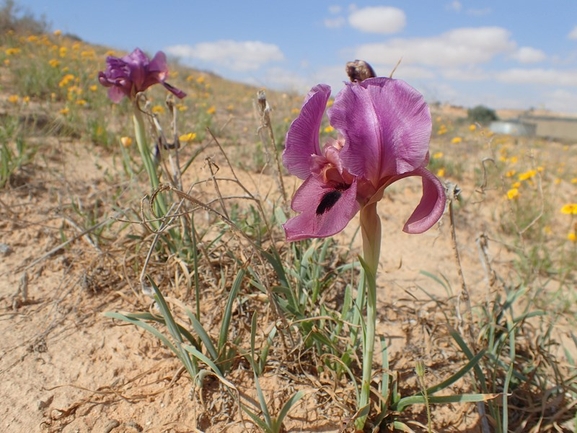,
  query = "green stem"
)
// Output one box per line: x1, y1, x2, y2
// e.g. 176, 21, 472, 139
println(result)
356, 202, 381, 430
132, 107, 167, 217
